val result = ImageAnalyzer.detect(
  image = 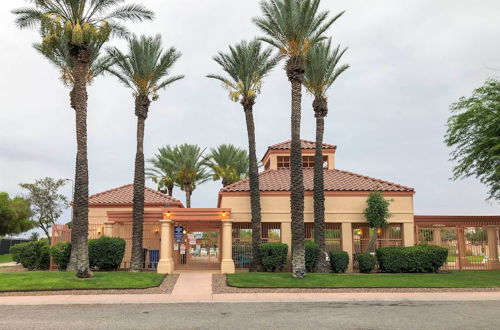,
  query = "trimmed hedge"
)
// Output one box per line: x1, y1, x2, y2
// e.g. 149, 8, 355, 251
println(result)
9, 241, 50, 270
88, 236, 126, 271
305, 241, 320, 272
356, 253, 376, 273
329, 250, 349, 273
259, 242, 288, 272
49, 242, 72, 271
376, 244, 448, 273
